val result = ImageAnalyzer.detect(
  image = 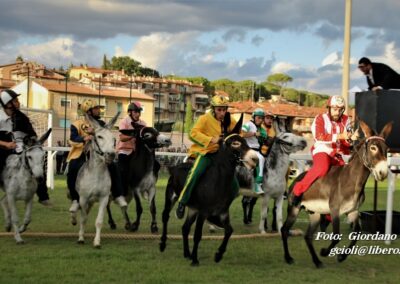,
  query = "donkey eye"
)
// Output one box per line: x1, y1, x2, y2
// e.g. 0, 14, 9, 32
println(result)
231, 141, 242, 148
97, 135, 103, 140
370, 145, 378, 153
